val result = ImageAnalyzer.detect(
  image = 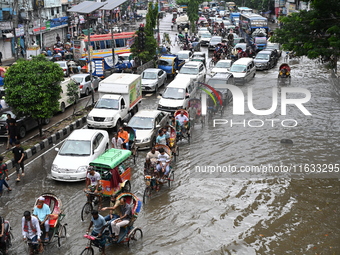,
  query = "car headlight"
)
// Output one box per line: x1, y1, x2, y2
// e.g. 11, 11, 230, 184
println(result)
76, 166, 88, 173
106, 117, 114, 121
87, 116, 93, 121
51, 164, 58, 172
142, 137, 150, 142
